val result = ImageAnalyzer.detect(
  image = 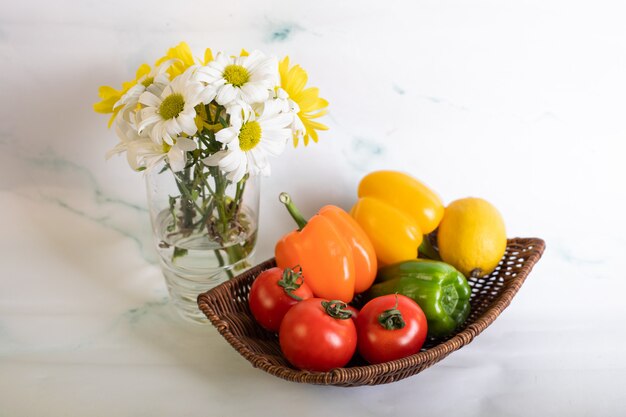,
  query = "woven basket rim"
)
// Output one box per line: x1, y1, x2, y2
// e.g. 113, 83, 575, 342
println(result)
198, 237, 545, 386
